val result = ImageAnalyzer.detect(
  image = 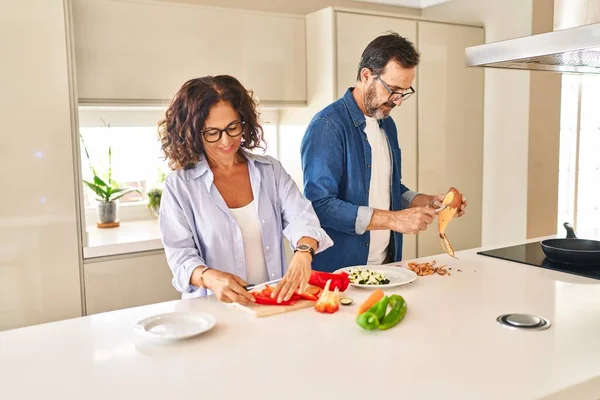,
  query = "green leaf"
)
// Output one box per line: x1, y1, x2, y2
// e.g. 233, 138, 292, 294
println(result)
110, 187, 135, 194
79, 134, 97, 177
93, 175, 108, 188
83, 180, 109, 201
108, 146, 112, 186
109, 188, 141, 202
